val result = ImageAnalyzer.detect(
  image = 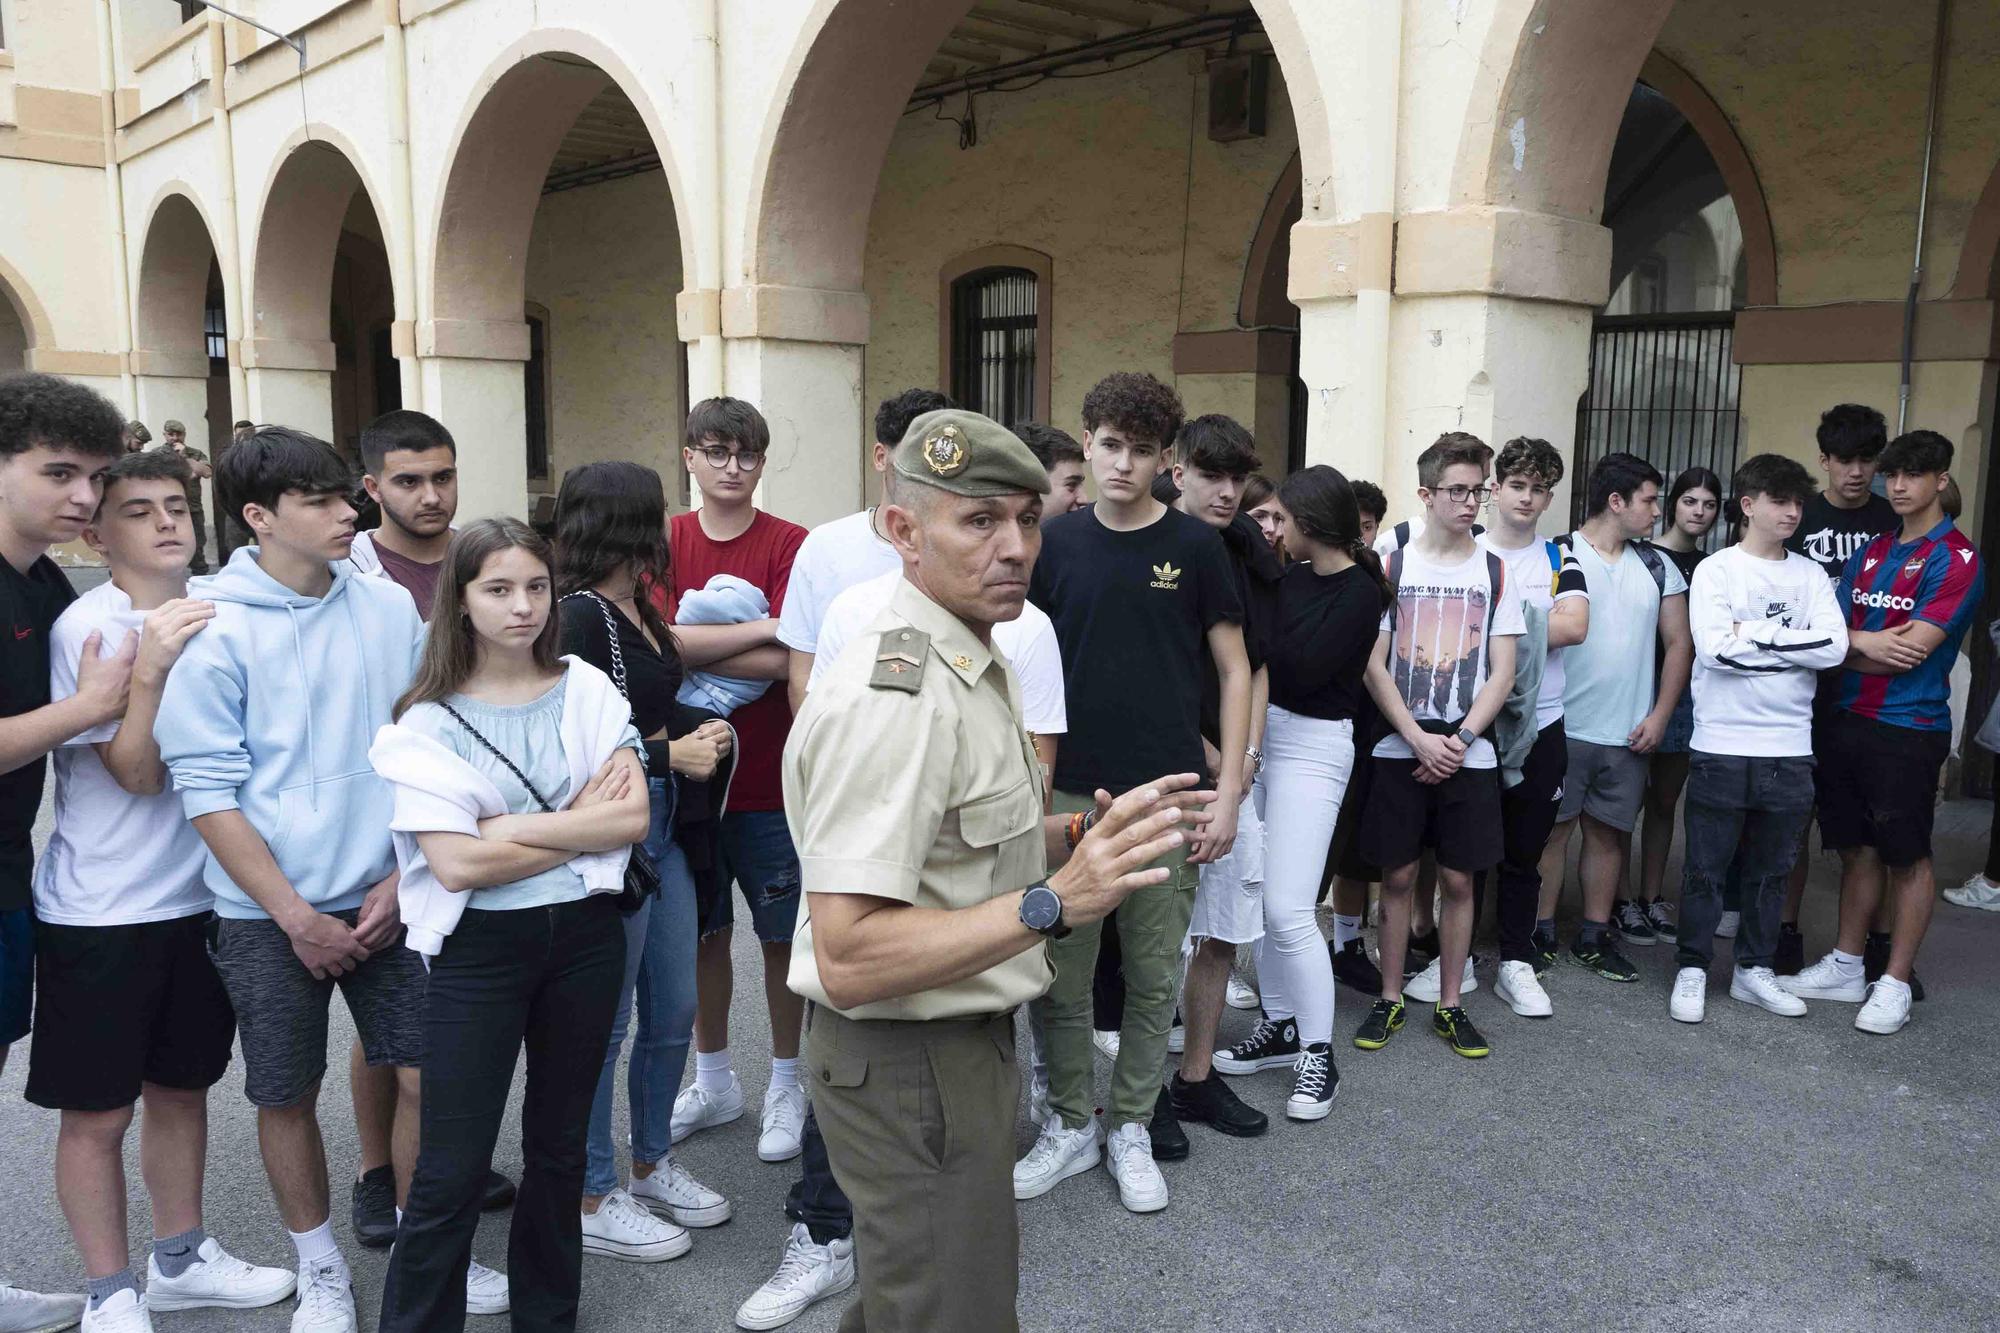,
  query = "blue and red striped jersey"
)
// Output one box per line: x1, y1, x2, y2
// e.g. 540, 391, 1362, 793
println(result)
1833, 517, 1983, 732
